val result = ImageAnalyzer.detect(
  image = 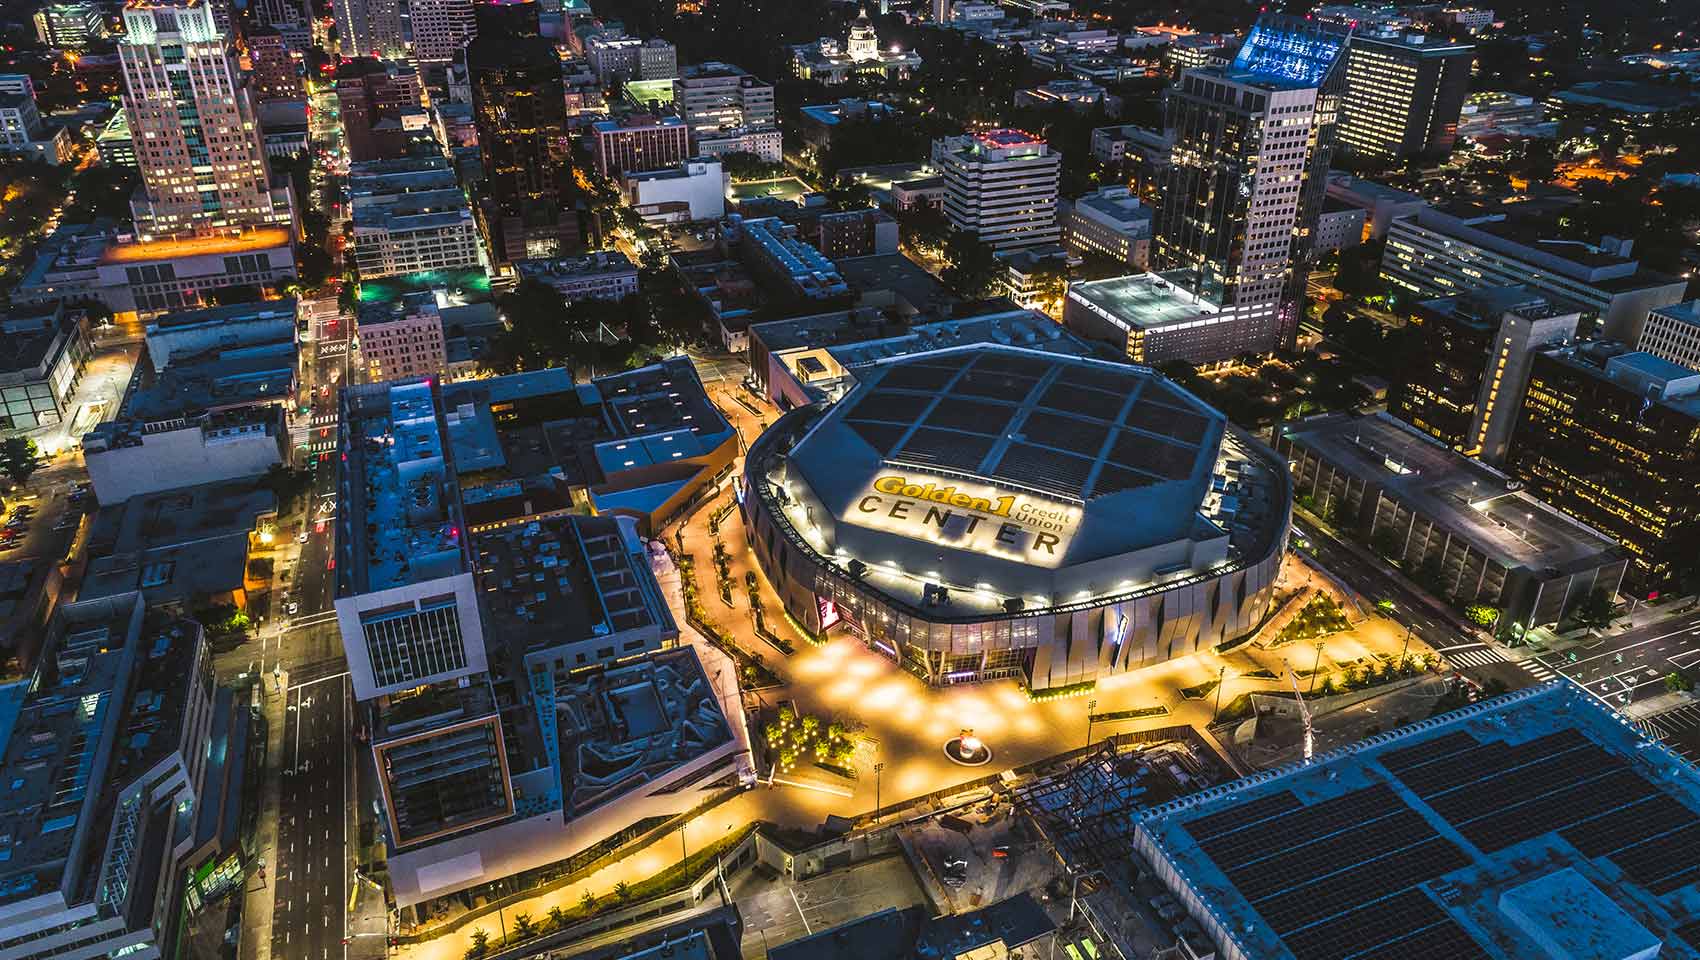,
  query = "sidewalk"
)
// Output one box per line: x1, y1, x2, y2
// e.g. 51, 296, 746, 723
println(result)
239, 669, 289, 960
